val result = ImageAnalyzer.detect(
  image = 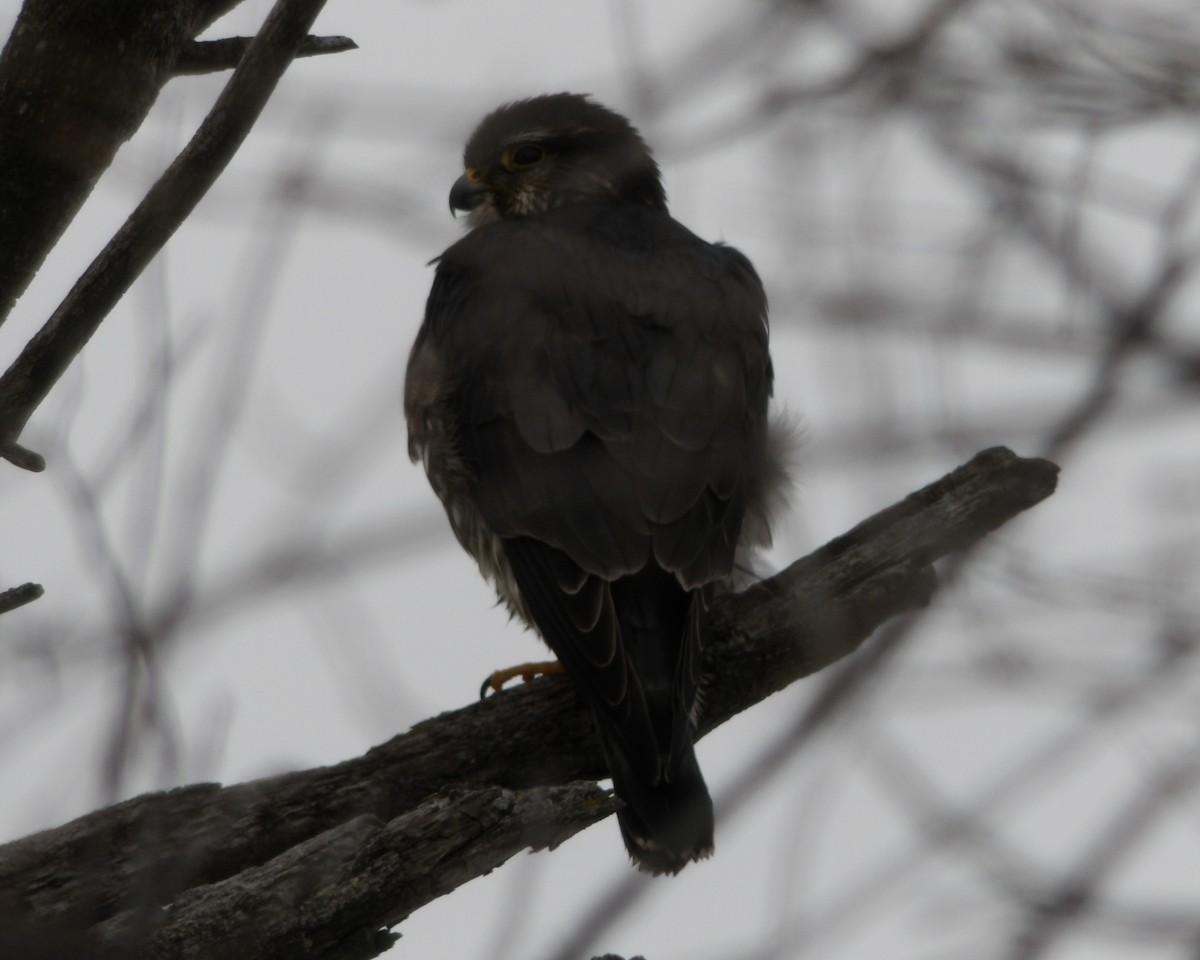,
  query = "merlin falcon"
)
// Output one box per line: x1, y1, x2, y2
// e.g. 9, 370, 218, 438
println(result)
406, 93, 786, 873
